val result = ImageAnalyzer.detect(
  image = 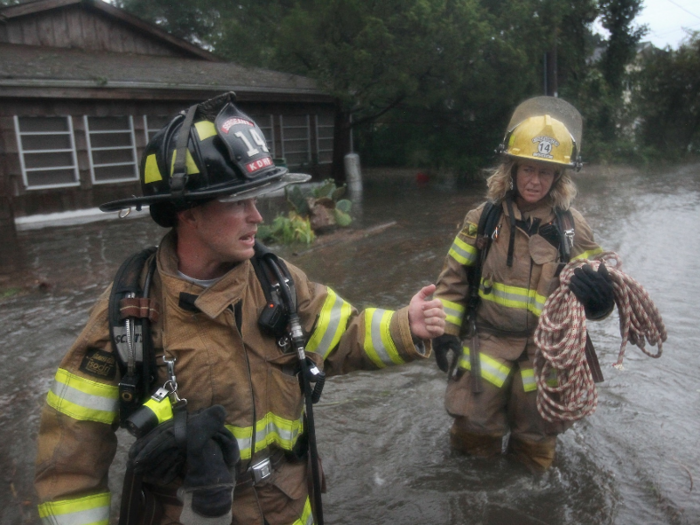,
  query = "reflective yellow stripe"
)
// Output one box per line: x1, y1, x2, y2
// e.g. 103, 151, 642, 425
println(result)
438, 298, 465, 329
170, 149, 199, 175
521, 367, 557, 391
194, 121, 217, 141
457, 347, 512, 388
143, 153, 162, 184
572, 247, 604, 261
47, 369, 118, 425
38, 492, 110, 525
292, 497, 315, 525
364, 308, 404, 368
448, 235, 478, 266
142, 396, 173, 424
226, 412, 304, 460
479, 279, 547, 316
521, 368, 537, 392
305, 287, 353, 359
